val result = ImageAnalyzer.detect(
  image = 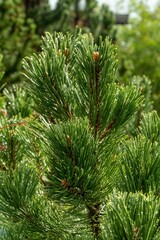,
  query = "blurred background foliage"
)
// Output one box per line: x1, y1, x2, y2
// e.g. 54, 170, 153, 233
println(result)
0, 0, 40, 91
117, 1, 160, 112
23, 0, 115, 39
